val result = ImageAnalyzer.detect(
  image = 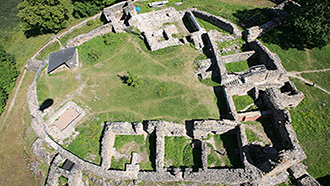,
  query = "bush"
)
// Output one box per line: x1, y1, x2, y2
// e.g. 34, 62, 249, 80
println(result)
103, 32, 116, 45
126, 71, 143, 87
88, 49, 101, 61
